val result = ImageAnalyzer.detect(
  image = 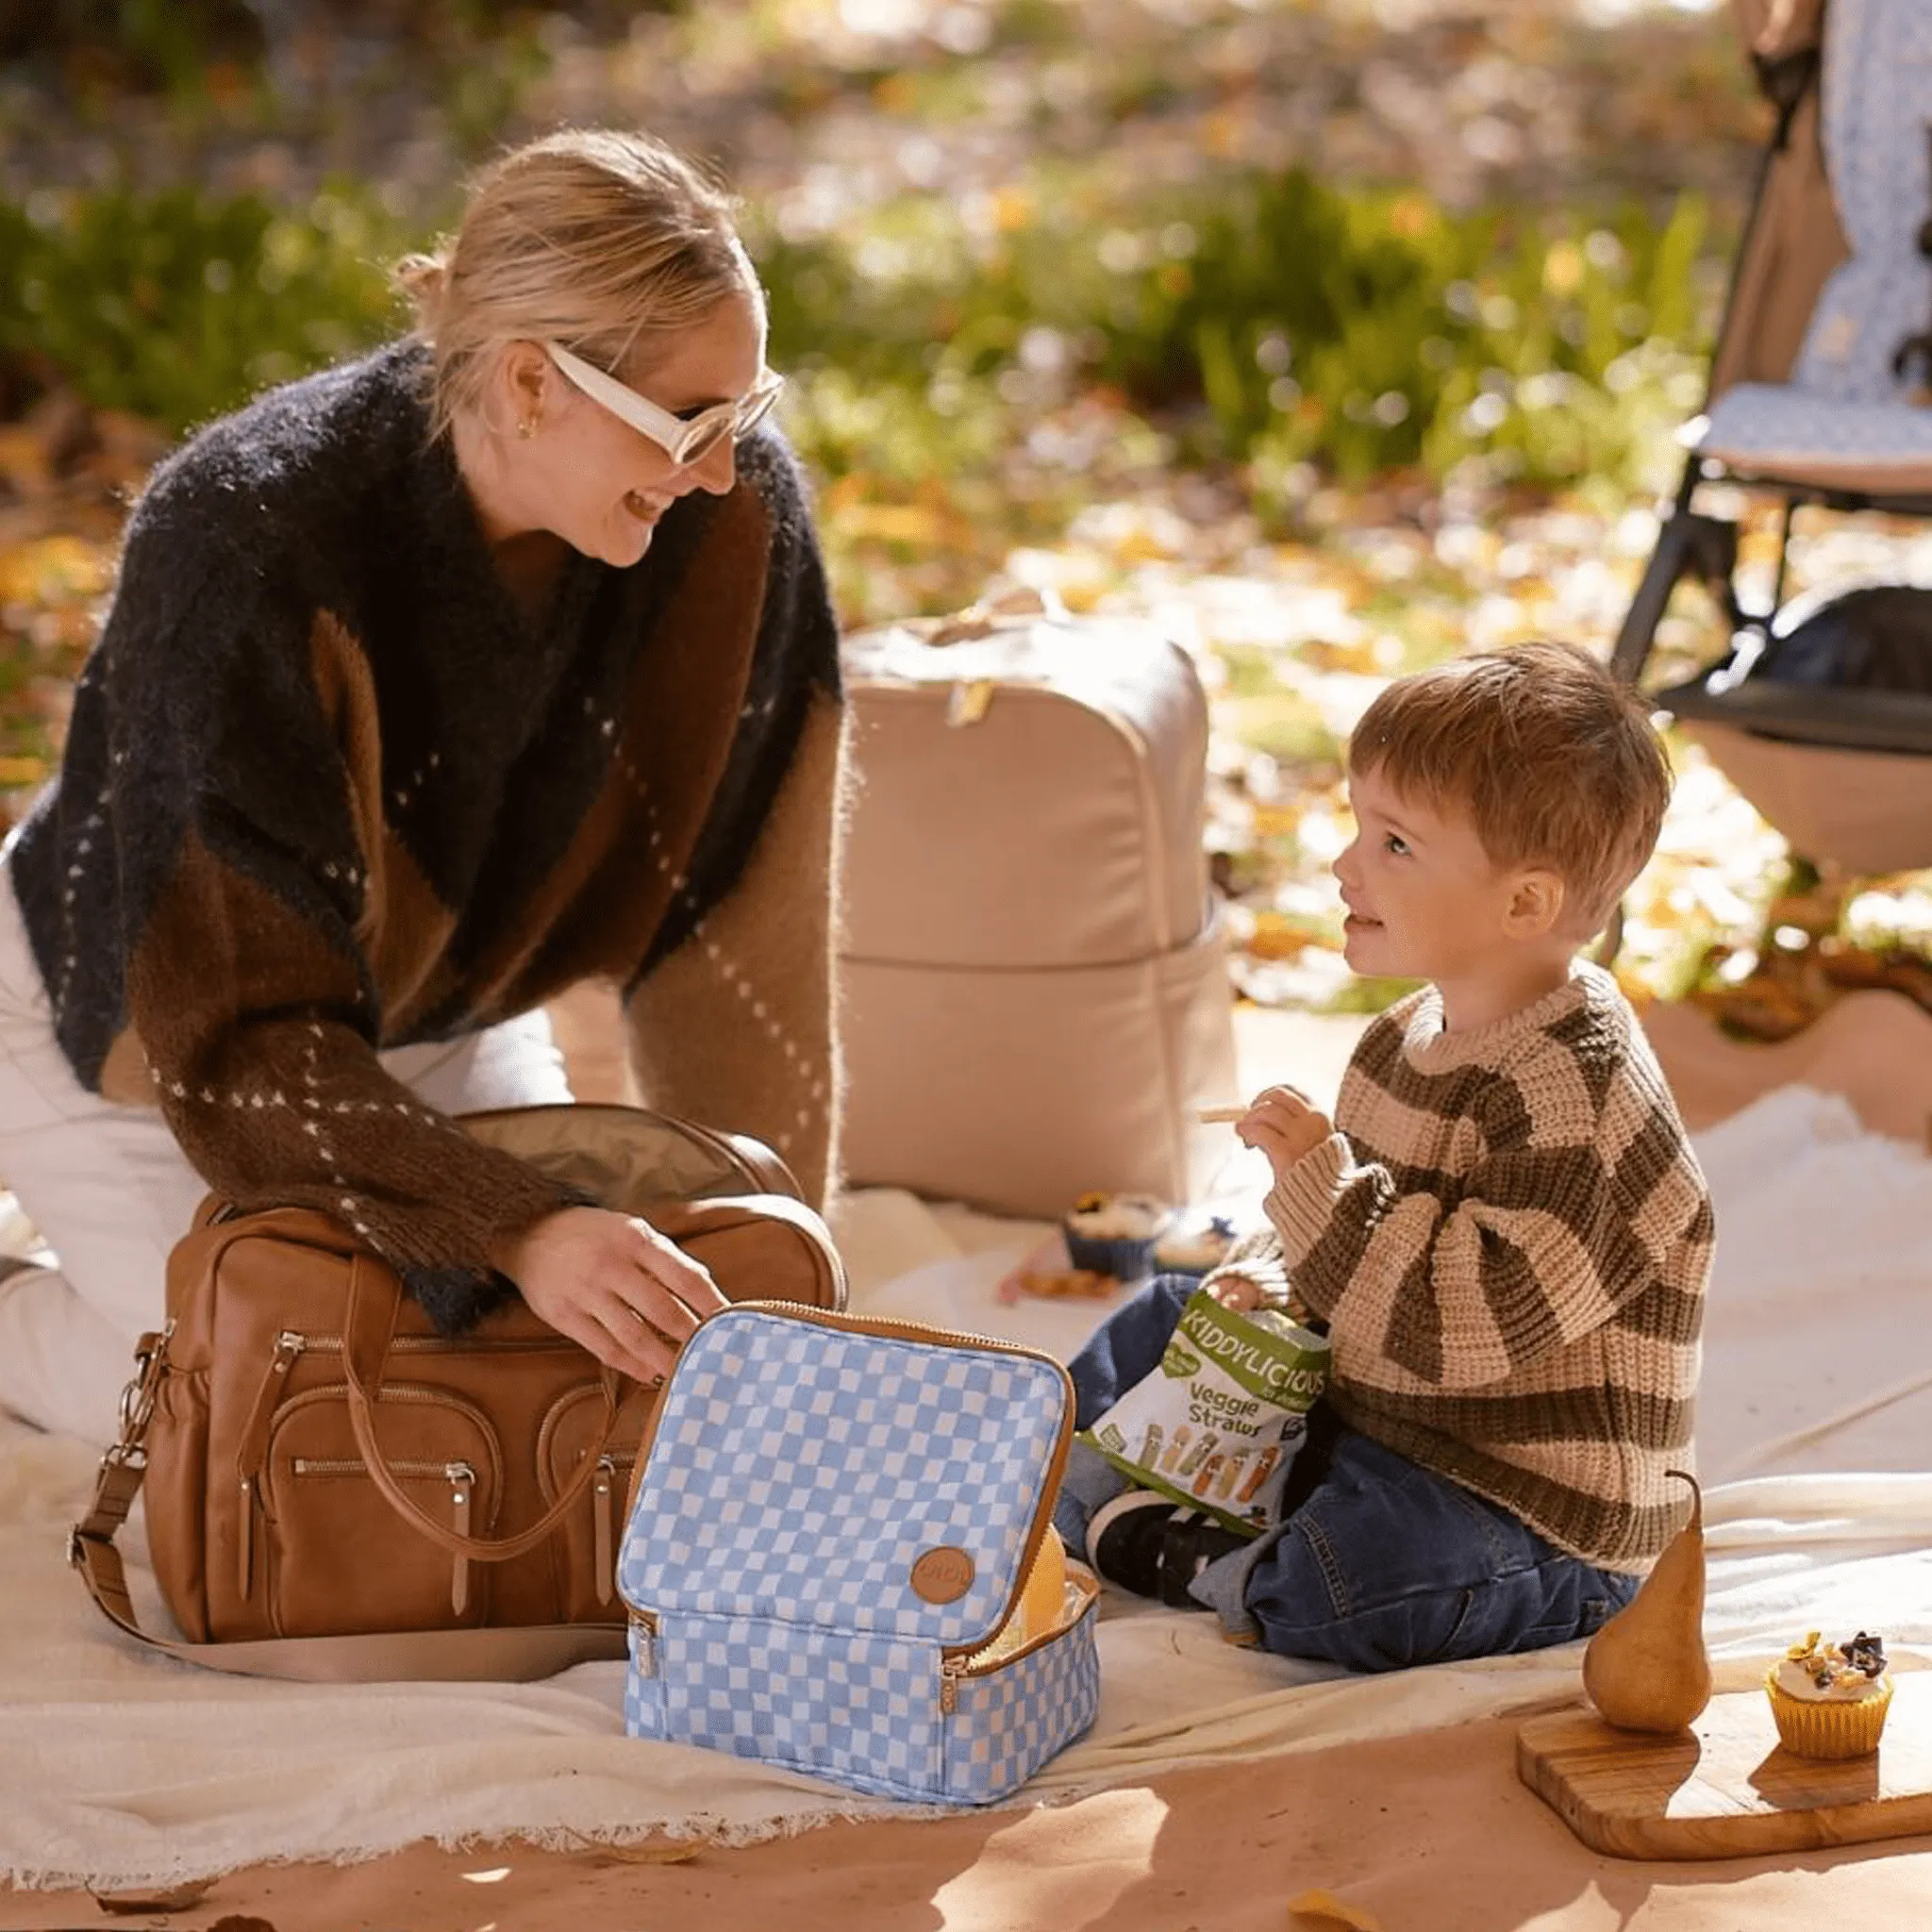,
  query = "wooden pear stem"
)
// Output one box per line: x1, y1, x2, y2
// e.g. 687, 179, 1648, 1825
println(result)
1664, 1468, 1702, 1529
